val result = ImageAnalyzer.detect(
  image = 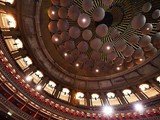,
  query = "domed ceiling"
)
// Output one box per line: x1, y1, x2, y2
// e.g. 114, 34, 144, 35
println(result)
21, 0, 160, 91
46, 0, 160, 77
0, 0, 160, 119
